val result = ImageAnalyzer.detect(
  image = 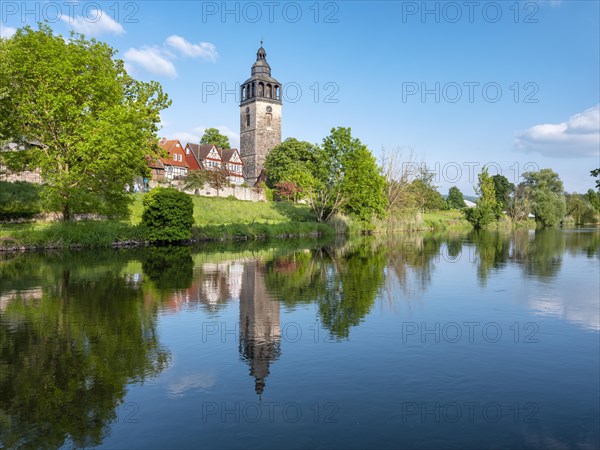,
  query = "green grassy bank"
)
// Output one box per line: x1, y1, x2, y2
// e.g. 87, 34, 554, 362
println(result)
0, 194, 335, 251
